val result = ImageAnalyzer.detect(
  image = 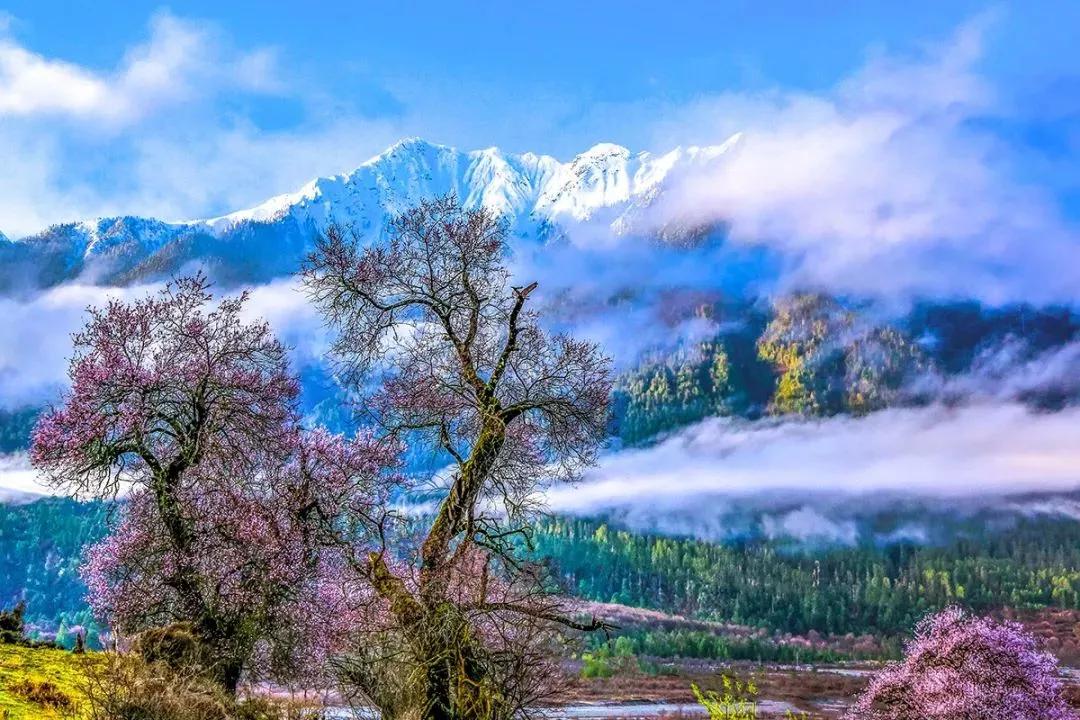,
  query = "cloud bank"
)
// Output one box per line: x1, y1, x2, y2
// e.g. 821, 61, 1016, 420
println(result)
0, 279, 323, 409
0, 283, 156, 407
0, 453, 42, 499
547, 402, 1080, 539
626, 15, 1080, 304
1, 11, 1076, 309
